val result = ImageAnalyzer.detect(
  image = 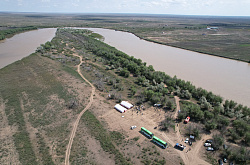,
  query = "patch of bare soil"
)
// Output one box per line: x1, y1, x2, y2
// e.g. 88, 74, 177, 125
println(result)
89, 93, 182, 165
0, 99, 21, 165
88, 93, 212, 165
